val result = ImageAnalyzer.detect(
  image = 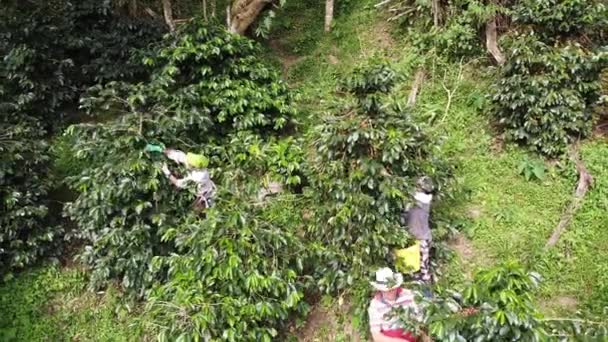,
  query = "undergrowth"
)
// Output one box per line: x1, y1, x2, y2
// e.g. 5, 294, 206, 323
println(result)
0, 266, 139, 341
